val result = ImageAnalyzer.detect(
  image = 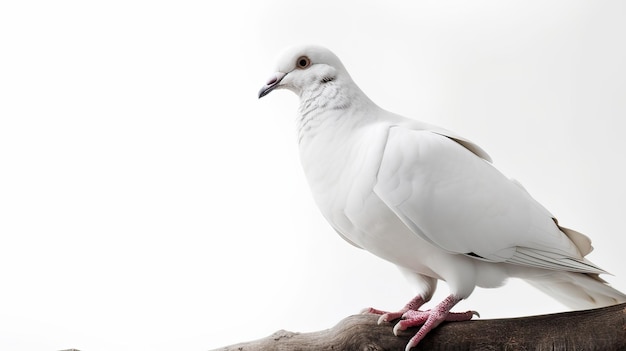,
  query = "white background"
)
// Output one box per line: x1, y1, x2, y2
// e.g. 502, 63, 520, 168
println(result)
1, 1, 625, 350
